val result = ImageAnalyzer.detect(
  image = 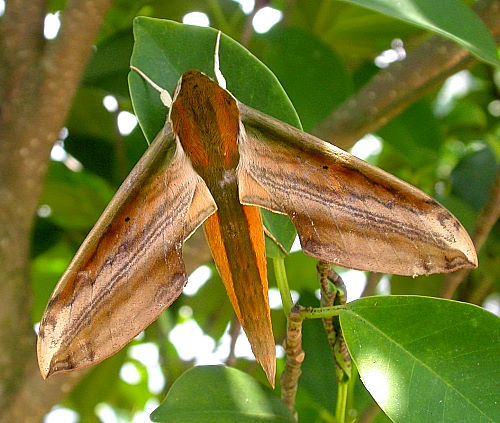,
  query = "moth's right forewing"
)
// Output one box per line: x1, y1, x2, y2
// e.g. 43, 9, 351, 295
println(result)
37, 125, 217, 378
238, 104, 477, 277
